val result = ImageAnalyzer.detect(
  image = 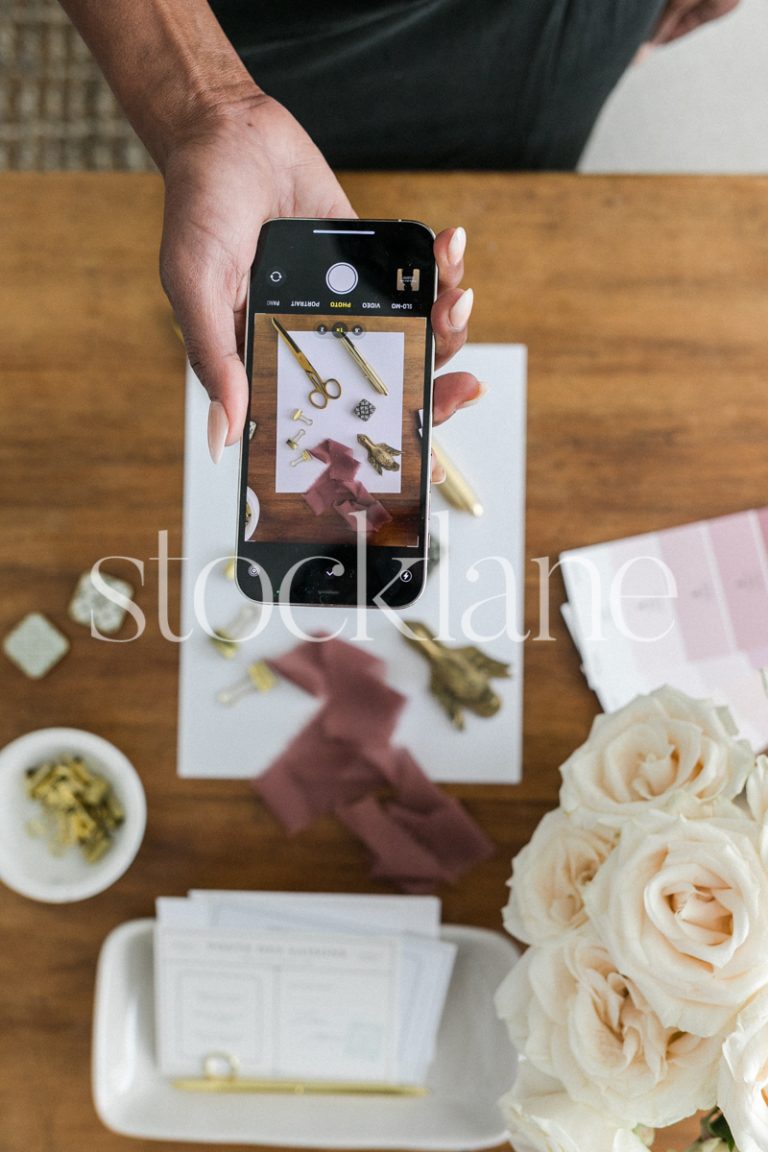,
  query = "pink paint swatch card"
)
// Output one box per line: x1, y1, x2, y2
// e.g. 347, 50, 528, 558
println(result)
560, 508, 768, 750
